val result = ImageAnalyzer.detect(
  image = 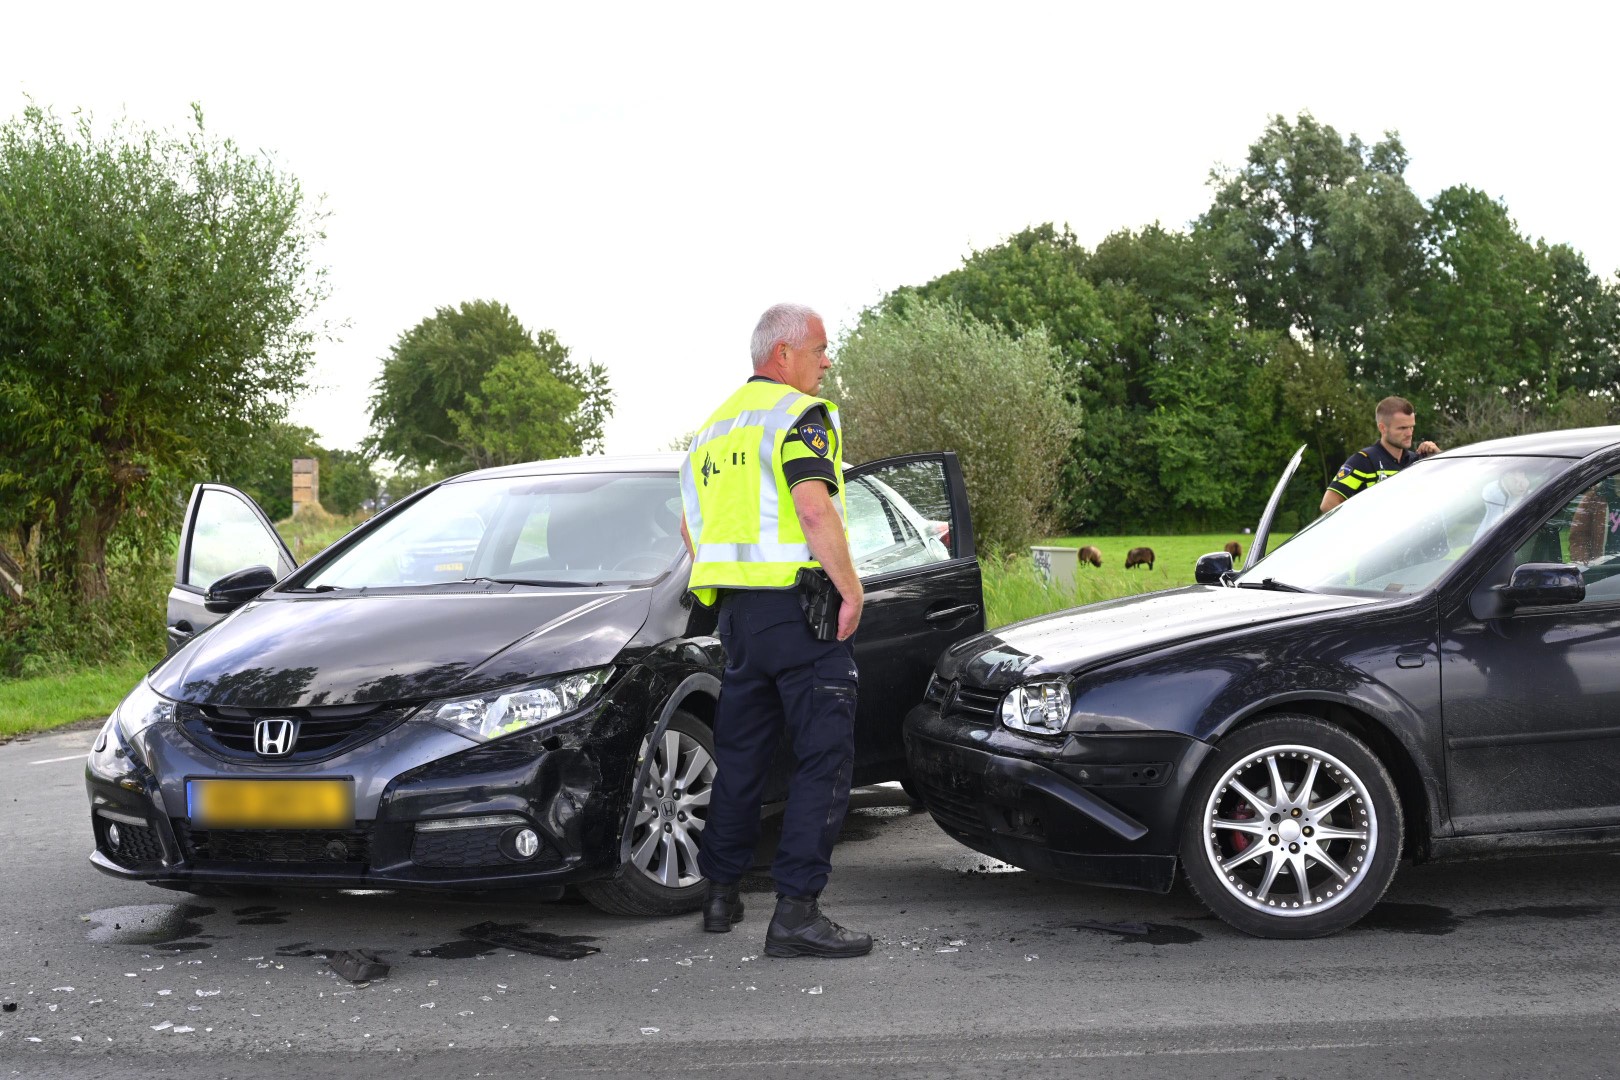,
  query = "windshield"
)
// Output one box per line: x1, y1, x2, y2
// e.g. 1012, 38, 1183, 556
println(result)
306, 472, 685, 589
1241, 455, 1571, 595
